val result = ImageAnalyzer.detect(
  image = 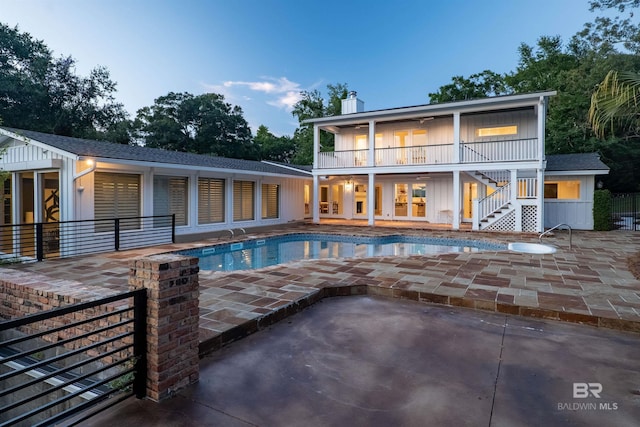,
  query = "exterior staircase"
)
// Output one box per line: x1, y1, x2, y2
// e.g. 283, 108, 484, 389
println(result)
466, 170, 517, 231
